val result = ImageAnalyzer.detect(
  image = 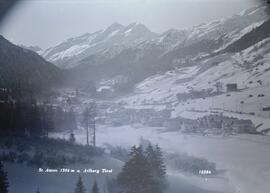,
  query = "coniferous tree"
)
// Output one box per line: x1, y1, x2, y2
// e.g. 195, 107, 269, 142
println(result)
75, 176, 86, 193
117, 146, 156, 193
154, 145, 166, 179
0, 161, 9, 193
92, 180, 99, 193
145, 143, 155, 169
145, 144, 166, 178
145, 144, 166, 193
